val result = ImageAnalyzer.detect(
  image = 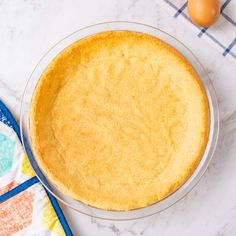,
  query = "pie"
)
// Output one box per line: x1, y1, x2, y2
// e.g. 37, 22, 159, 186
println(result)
30, 31, 209, 210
